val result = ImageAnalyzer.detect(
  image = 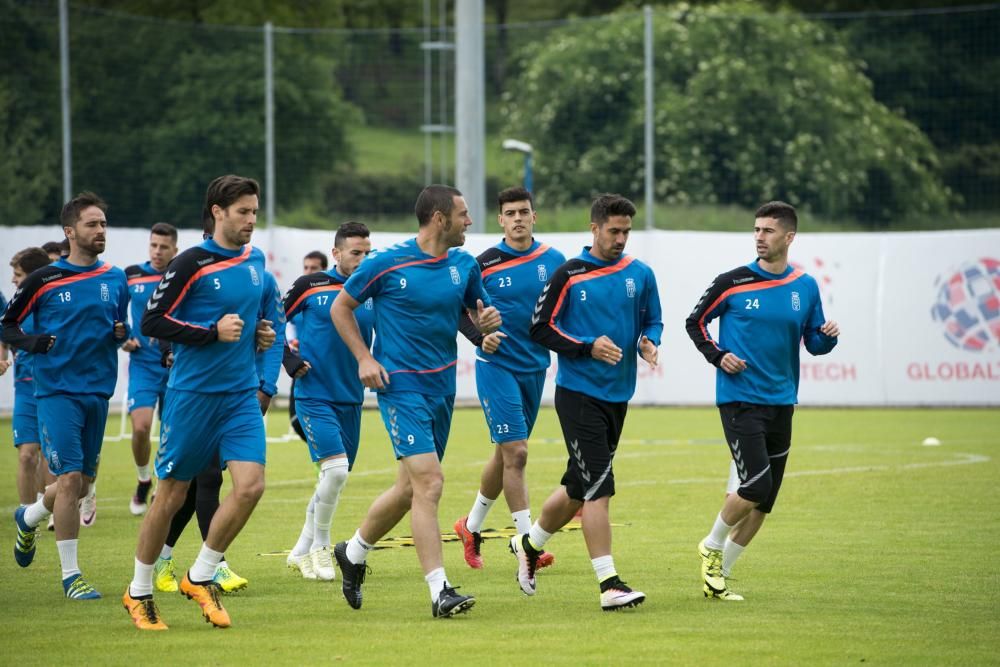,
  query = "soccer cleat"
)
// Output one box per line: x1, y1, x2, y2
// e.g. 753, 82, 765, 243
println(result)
334, 541, 370, 610
537, 550, 556, 570
704, 583, 744, 601
123, 588, 168, 630
63, 573, 102, 600
129, 480, 153, 516
13, 506, 38, 568
79, 490, 97, 527
180, 573, 231, 628
310, 546, 337, 581
698, 540, 726, 593
432, 585, 476, 618
600, 577, 646, 611
509, 534, 539, 596
287, 552, 318, 580
453, 516, 483, 569
154, 556, 179, 593
214, 564, 249, 593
